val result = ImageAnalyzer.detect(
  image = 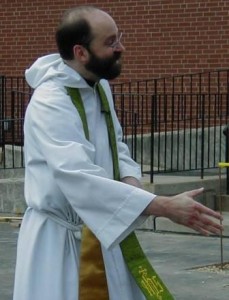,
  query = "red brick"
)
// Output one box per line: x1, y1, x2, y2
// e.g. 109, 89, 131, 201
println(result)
0, 0, 229, 81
